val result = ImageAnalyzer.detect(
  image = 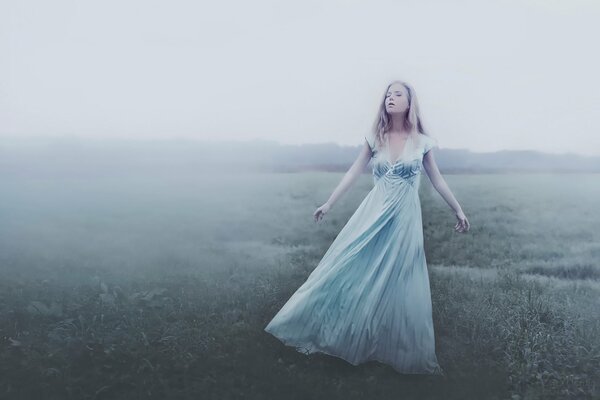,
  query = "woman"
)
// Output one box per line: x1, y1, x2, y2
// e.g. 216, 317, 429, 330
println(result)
264, 80, 470, 375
